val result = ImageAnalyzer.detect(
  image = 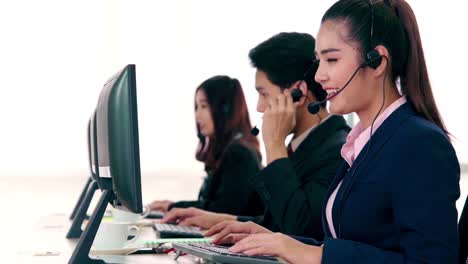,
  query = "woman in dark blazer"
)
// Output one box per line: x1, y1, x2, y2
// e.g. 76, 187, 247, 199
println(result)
148, 75, 264, 216
209, 1, 460, 263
